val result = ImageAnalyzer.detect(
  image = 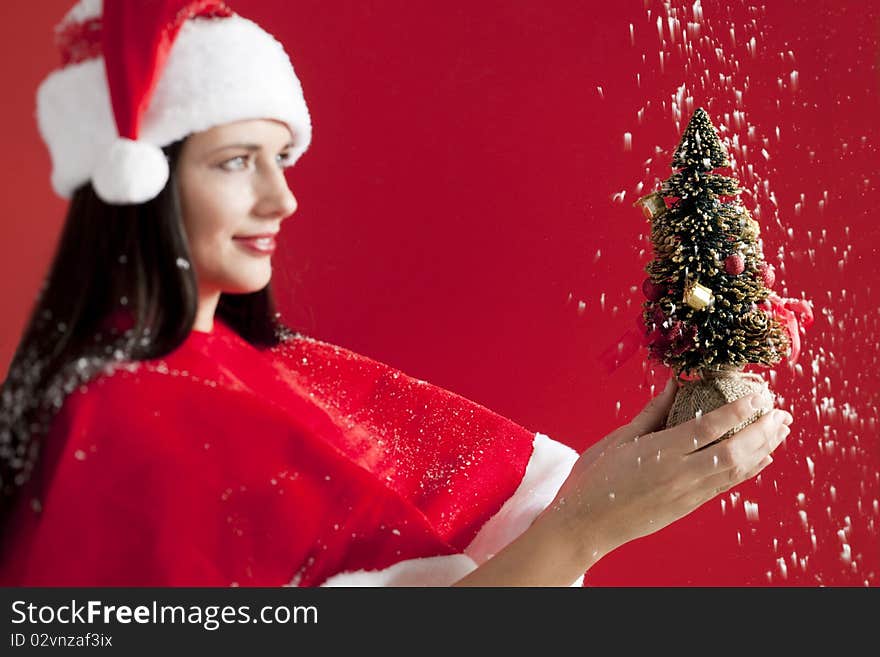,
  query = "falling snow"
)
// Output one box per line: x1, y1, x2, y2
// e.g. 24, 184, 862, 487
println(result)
569, 0, 880, 585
